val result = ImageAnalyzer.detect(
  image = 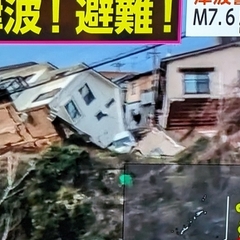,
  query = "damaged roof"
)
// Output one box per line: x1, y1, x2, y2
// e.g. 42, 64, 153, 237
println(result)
100, 71, 137, 80
0, 62, 57, 82
13, 62, 121, 112
111, 68, 163, 85
29, 62, 113, 86
0, 62, 37, 72
0, 103, 61, 154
